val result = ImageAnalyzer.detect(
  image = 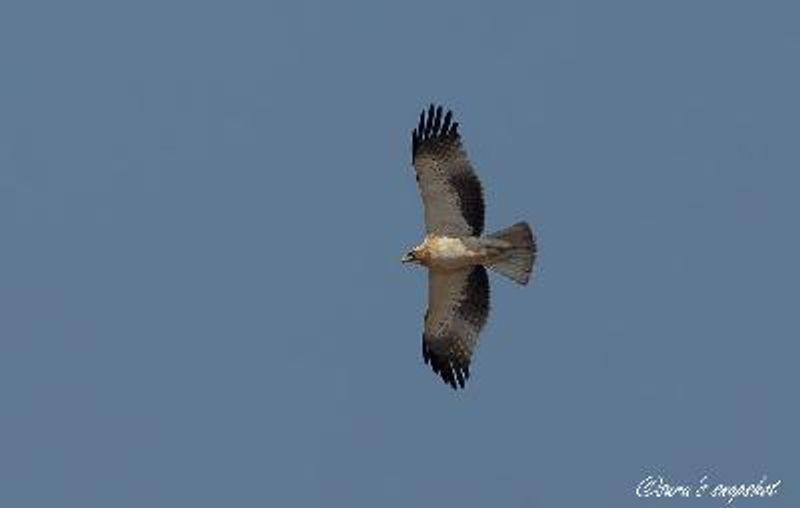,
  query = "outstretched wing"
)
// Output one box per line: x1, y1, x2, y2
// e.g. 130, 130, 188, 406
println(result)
423, 266, 490, 389
412, 104, 485, 236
